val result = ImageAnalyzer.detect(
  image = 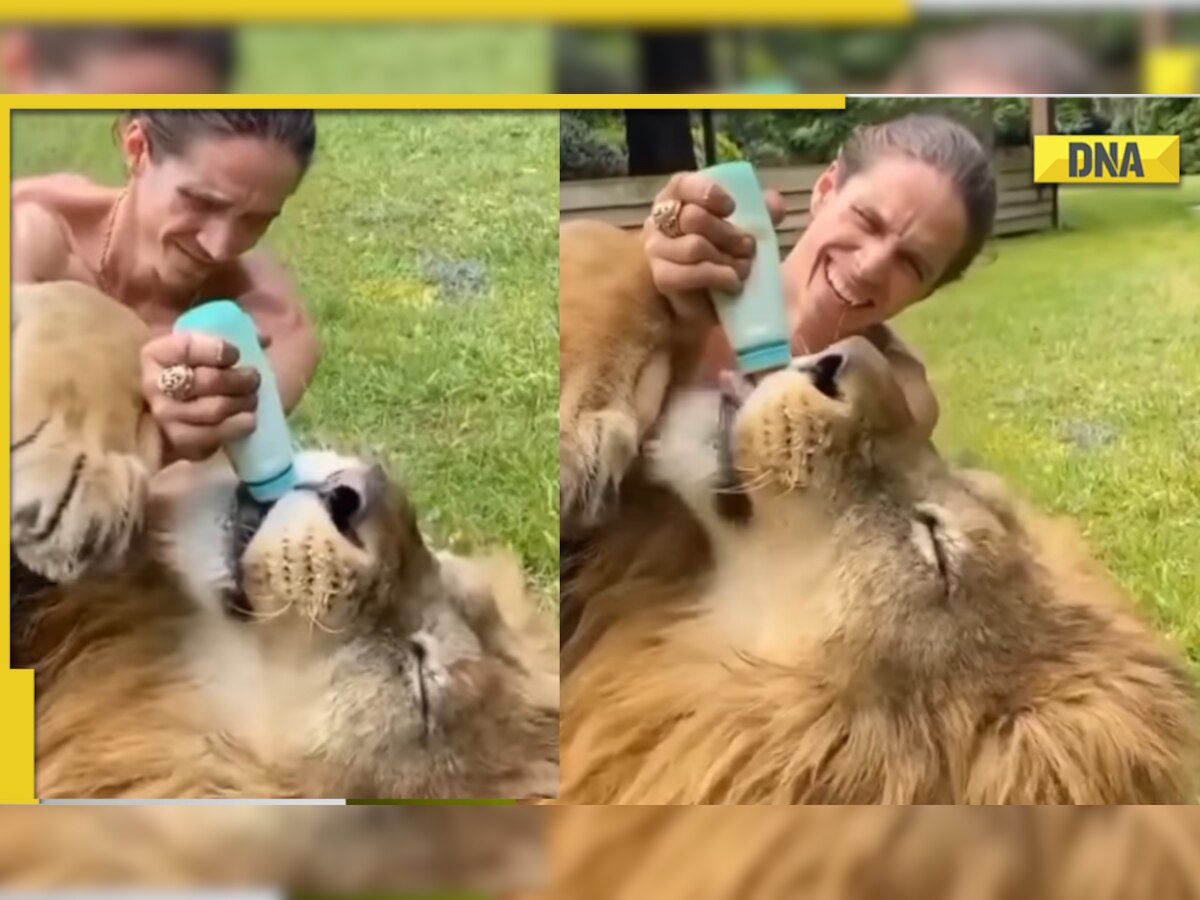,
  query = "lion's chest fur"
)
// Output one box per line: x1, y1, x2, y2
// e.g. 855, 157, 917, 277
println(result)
561, 602, 969, 804
178, 613, 363, 765
701, 527, 849, 663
